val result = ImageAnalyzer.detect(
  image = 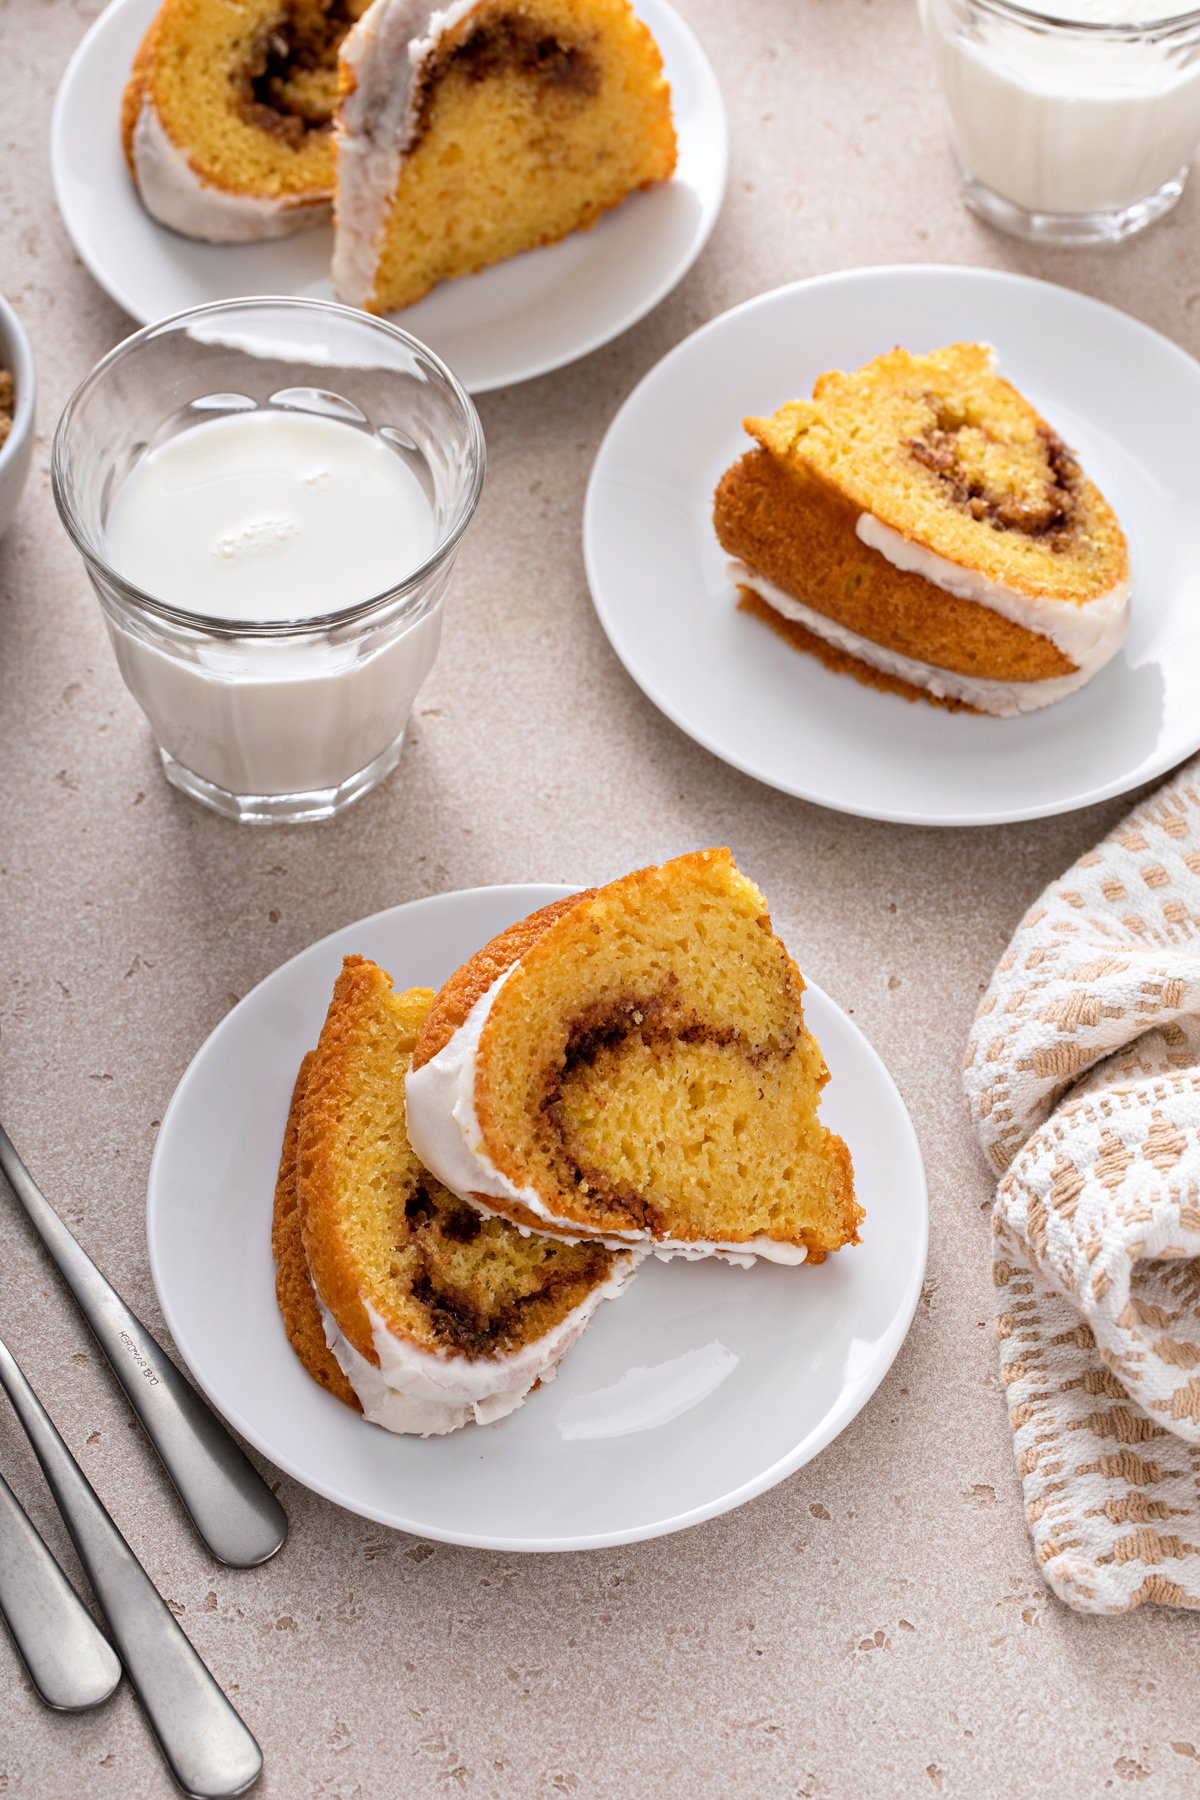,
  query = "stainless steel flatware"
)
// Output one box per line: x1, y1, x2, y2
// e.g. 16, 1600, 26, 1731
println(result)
0, 1468, 121, 1711
0, 1331, 262, 1799
0, 1123, 286, 1569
